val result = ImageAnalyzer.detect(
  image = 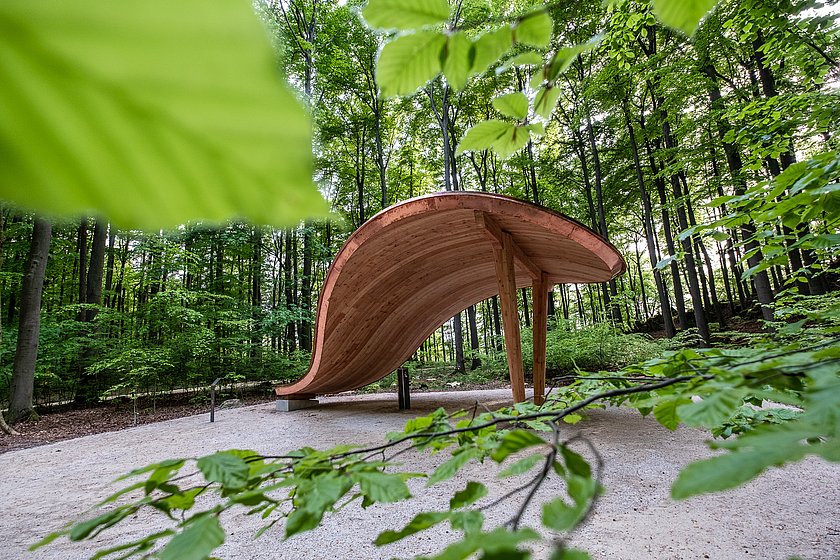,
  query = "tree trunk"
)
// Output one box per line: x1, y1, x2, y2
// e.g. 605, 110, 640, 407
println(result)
624, 102, 676, 337
7, 217, 51, 424
453, 311, 465, 373
585, 112, 621, 323
467, 305, 480, 370
701, 59, 775, 320
84, 218, 107, 322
